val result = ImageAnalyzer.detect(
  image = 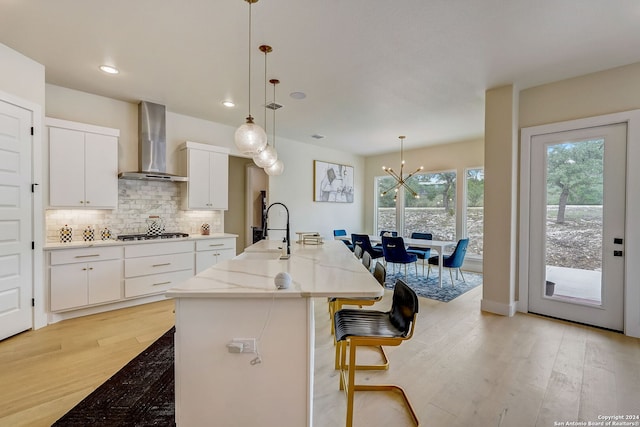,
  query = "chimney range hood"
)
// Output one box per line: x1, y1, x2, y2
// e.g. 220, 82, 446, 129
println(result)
118, 101, 188, 182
